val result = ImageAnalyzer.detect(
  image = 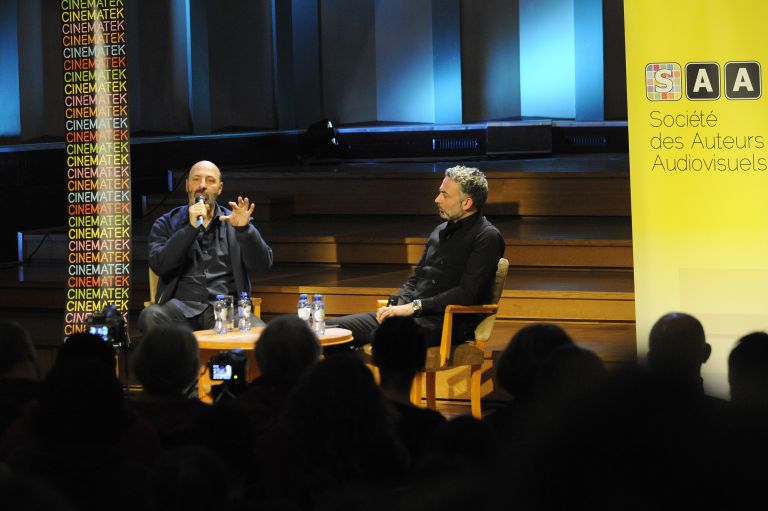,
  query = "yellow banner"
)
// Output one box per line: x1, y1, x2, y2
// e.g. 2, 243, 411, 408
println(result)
625, 0, 768, 396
